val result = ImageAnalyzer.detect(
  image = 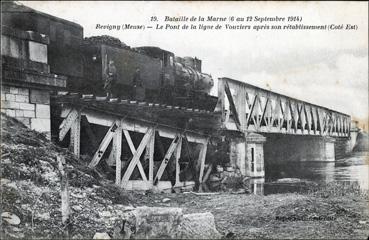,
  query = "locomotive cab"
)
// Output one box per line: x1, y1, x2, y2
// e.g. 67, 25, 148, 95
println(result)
135, 46, 176, 102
